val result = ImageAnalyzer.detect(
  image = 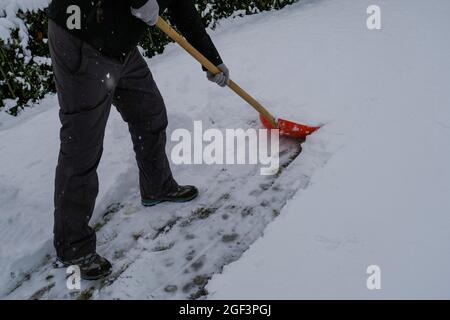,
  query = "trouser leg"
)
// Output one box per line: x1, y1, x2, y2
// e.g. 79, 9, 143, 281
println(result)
113, 48, 177, 199
49, 20, 120, 260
